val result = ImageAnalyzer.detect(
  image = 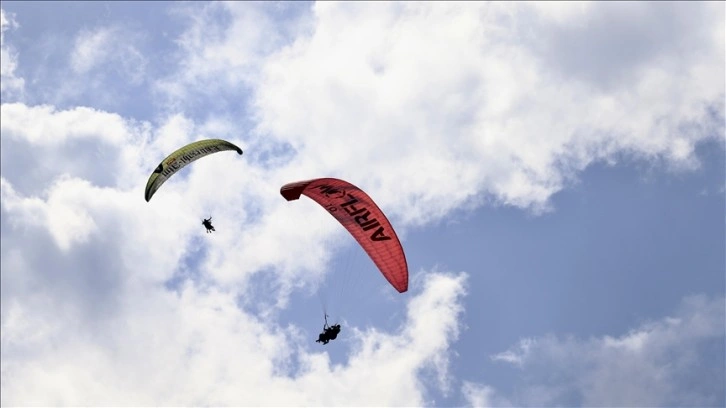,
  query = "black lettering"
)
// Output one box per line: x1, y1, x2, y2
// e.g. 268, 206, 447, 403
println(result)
370, 227, 391, 241
348, 207, 366, 217
360, 219, 380, 231
353, 210, 371, 223
341, 194, 358, 207
317, 185, 333, 193
162, 163, 179, 177
316, 184, 345, 199
344, 203, 361, 215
